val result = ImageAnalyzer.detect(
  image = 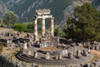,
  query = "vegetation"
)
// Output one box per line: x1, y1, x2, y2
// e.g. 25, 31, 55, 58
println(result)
0, 45, 3, 54
3, 11, 18, 28
0, 19, 2, 24
93, 0, 100, 7
54, 25, 66, 38
0, 56, 16, 67
2, 0, 73, 23
64, 3, 100, 41
14, 23, 27, 32
23, 22, 34, 33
